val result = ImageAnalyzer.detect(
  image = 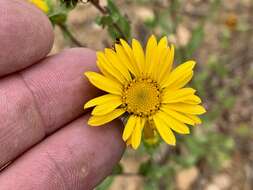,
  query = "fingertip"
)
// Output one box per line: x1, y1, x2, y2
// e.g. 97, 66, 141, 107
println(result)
0, 0, 54, 76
